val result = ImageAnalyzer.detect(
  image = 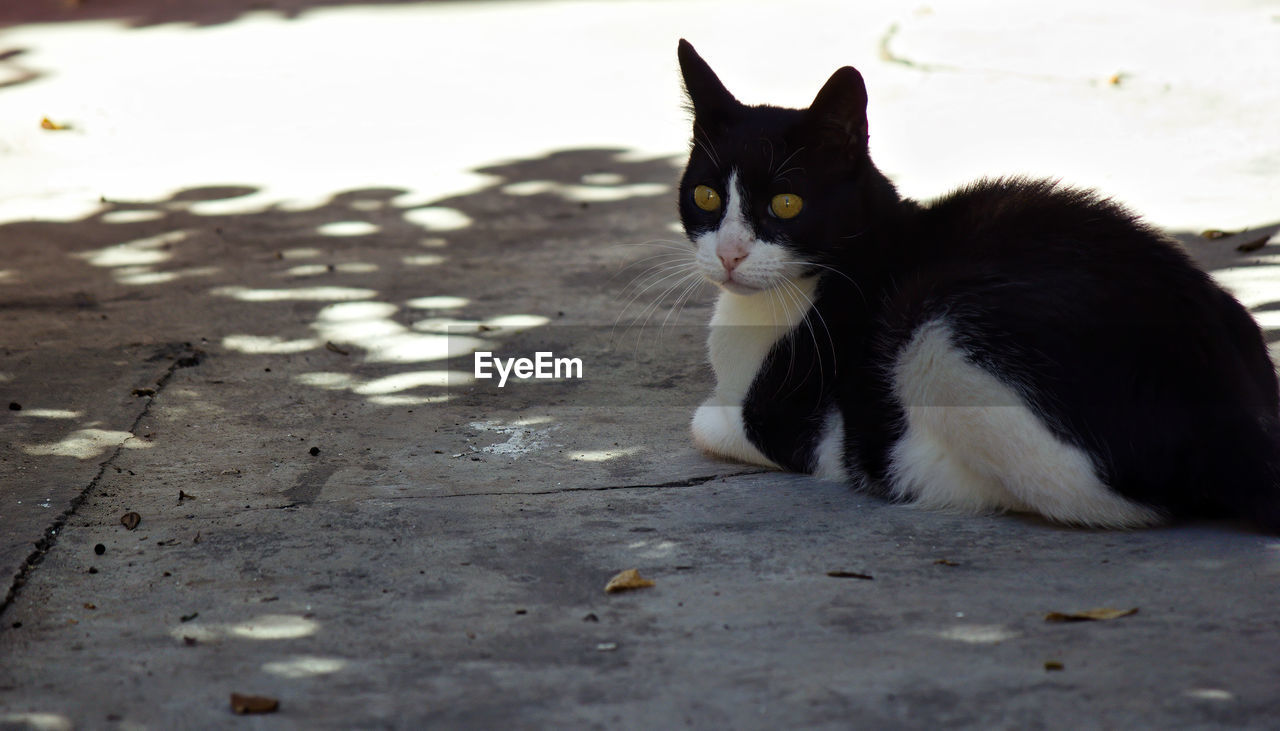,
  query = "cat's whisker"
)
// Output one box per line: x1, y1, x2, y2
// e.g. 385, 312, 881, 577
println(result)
693, 123, 722, 171
781, 261, 868, 306
609, 239, 693, 253
636, 272, 703, 350
775, 279, 823, 397
615, 265, 702, 330
772, 146, 806, 178
780, 277, 835, 402
615, 253, 695, 282
615, 260, 697, 307
661, 274, 708, 333
771, 284, 802, 389
613, 265, 704, 341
